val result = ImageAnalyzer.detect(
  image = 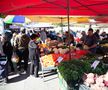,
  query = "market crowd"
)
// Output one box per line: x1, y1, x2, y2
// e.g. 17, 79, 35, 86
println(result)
0, 27, 108, 82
